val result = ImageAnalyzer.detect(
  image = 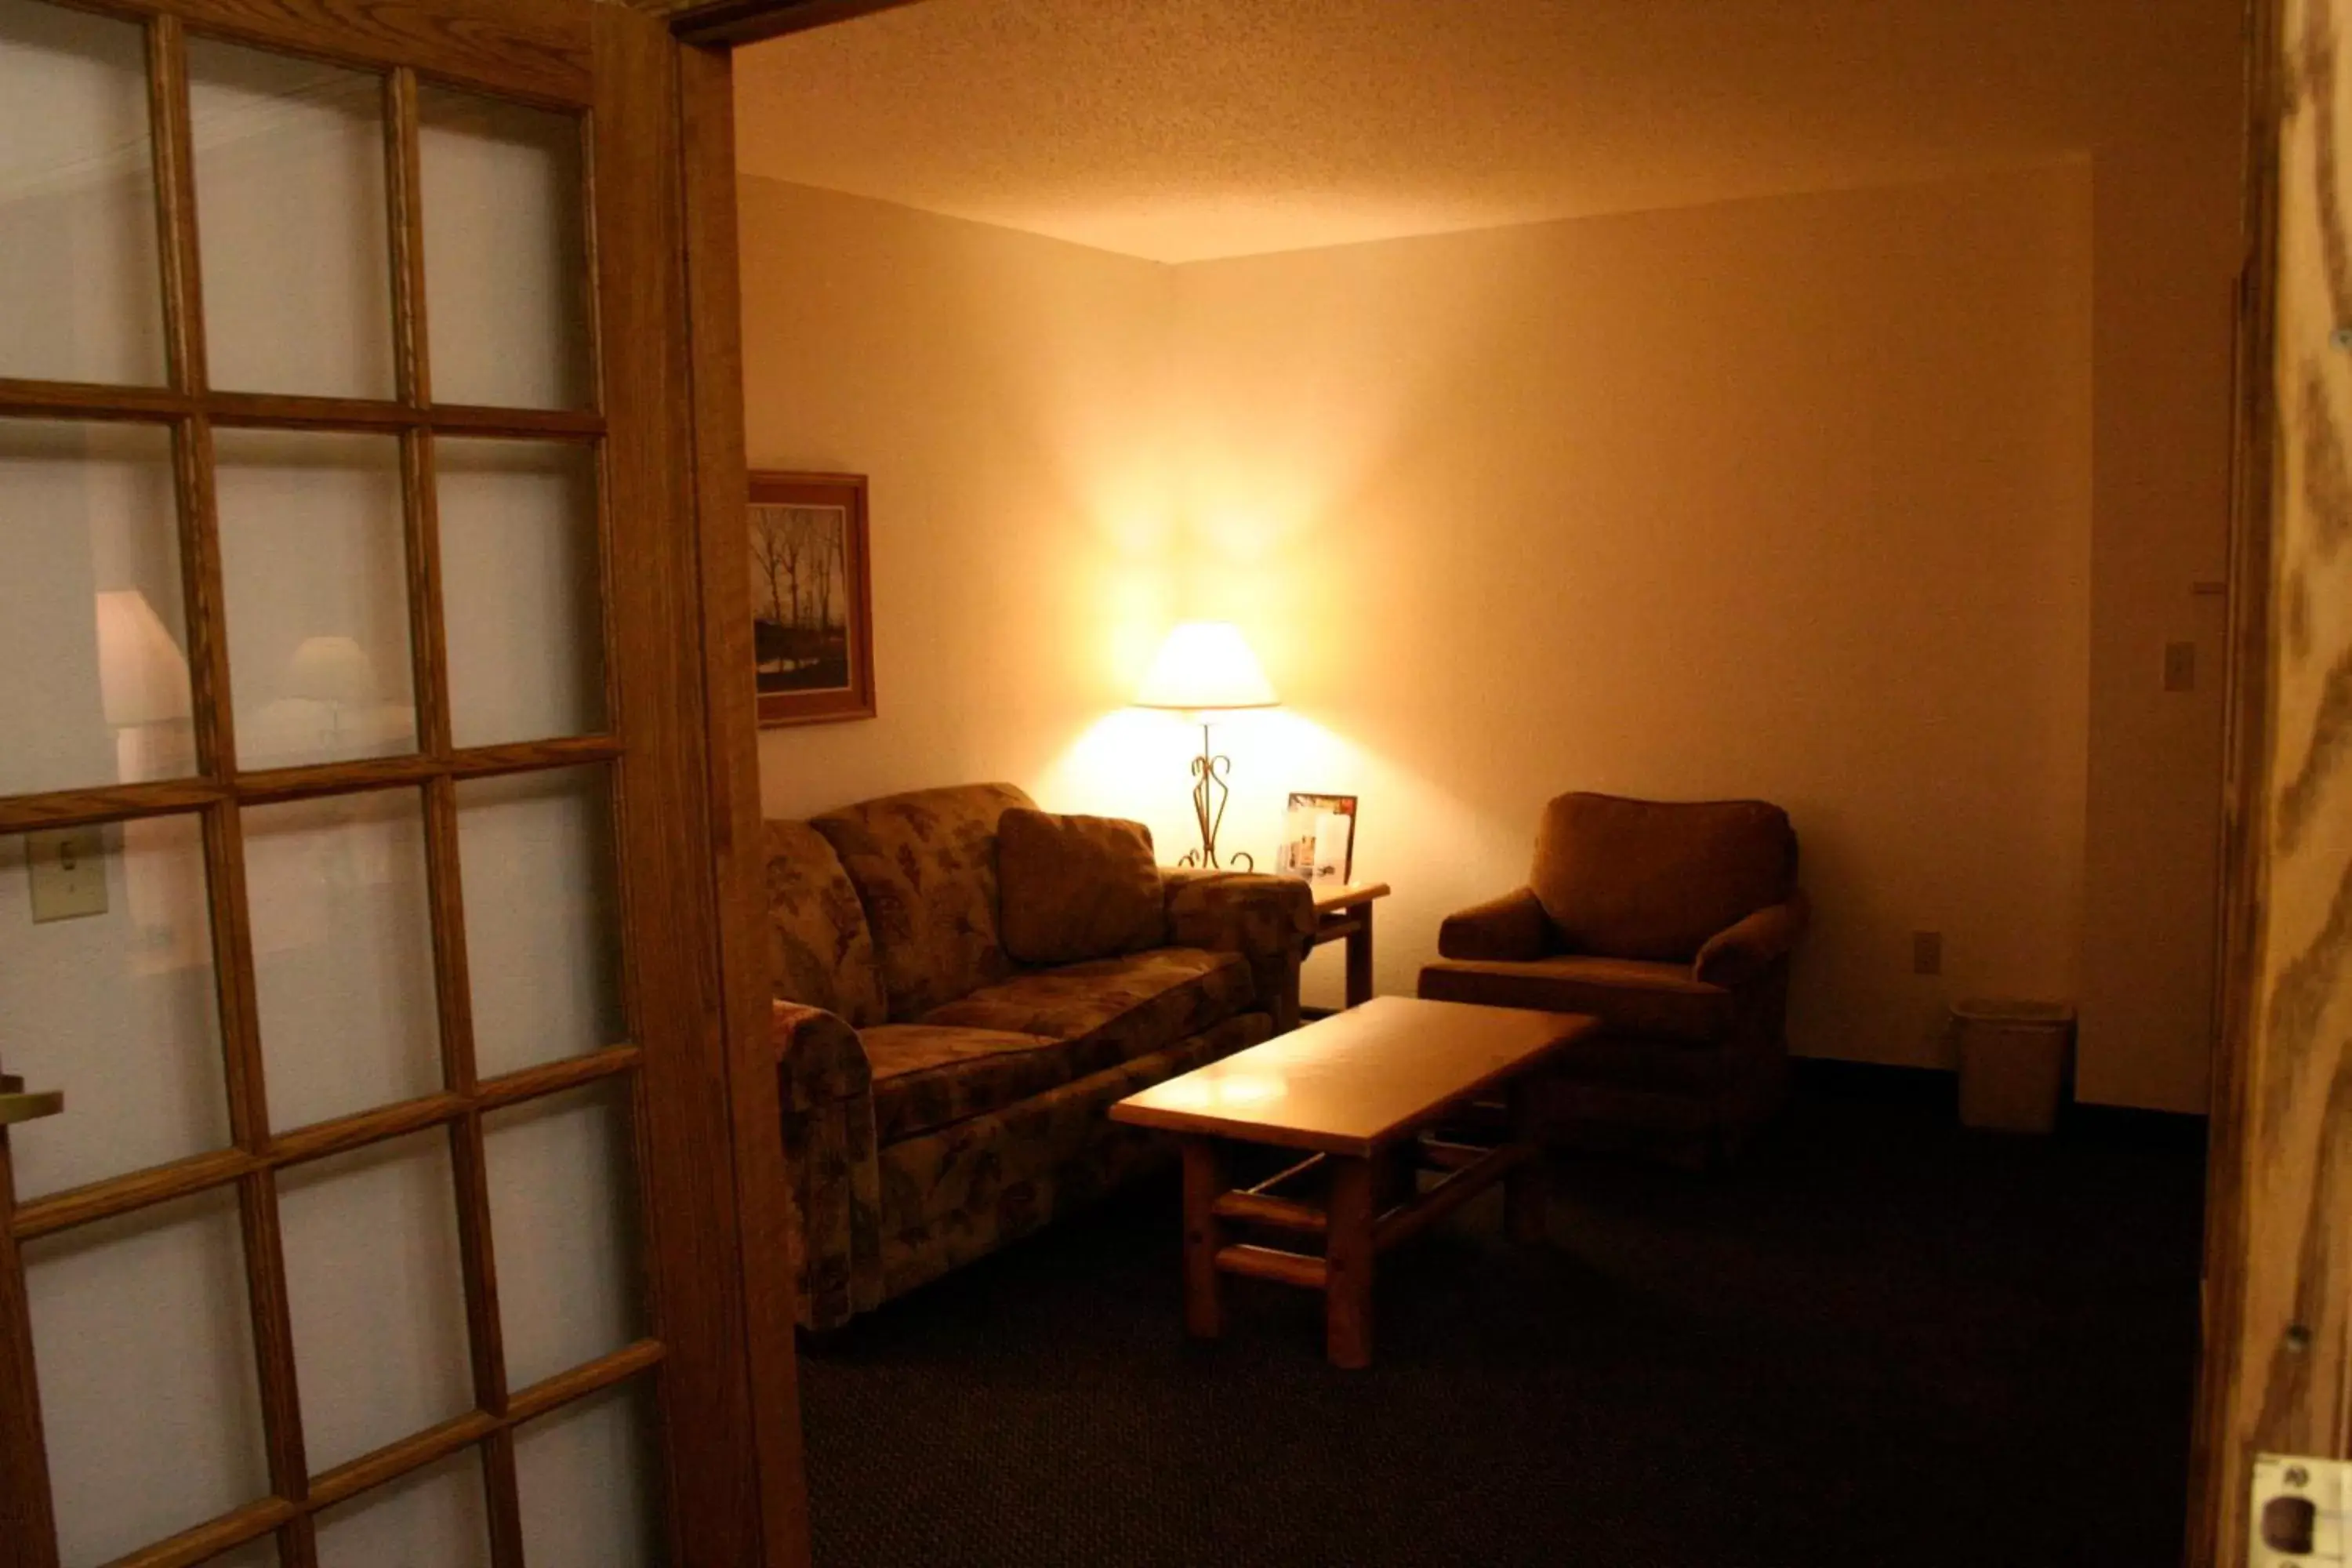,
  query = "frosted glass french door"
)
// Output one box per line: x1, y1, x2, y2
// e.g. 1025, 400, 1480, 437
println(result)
0, 2, 761, 1565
